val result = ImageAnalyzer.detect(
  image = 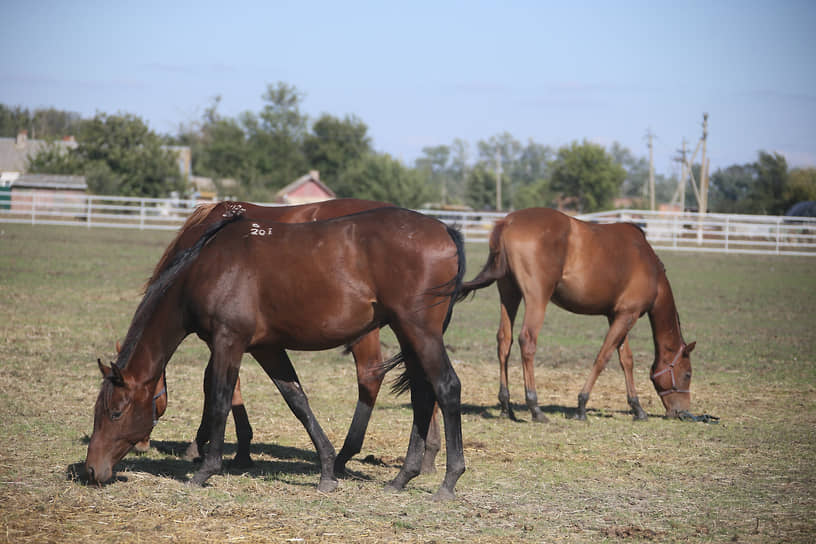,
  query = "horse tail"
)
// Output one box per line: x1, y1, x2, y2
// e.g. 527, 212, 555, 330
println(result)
384, 223, 467, 396
143, 202, 220, 291
456, 217, 509, 301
